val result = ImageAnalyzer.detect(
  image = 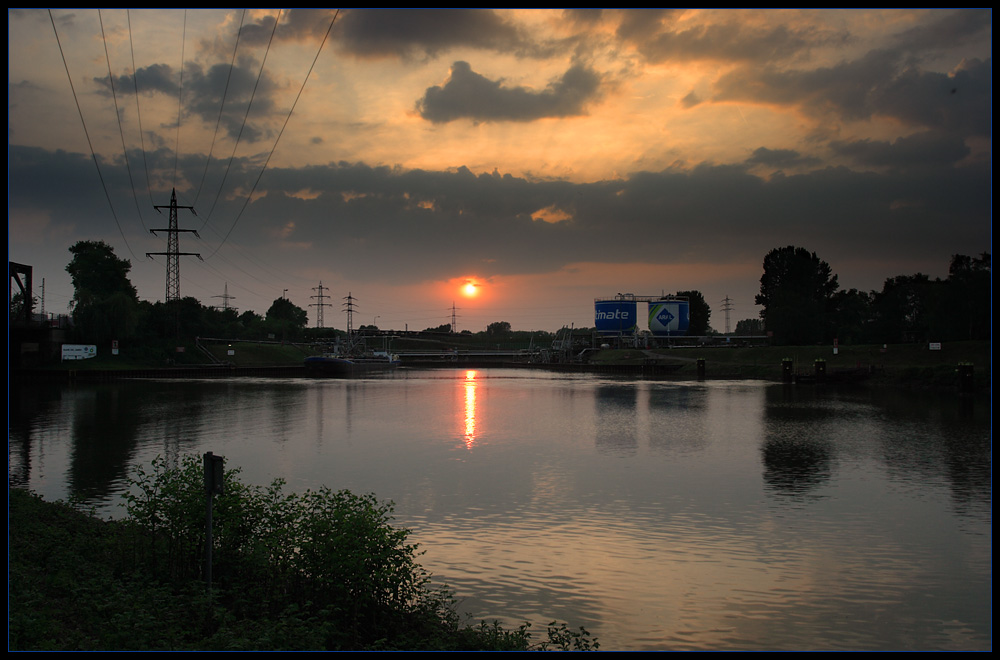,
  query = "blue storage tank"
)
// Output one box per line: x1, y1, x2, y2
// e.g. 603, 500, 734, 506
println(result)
595, 300, 638, 334
648, 300, 689, 336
